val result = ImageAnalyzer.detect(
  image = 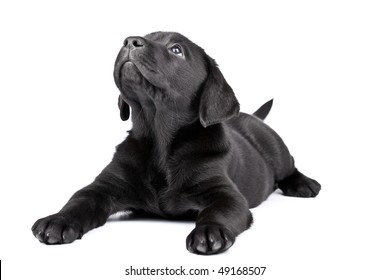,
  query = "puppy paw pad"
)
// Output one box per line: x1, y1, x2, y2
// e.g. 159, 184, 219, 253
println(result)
32, 214, 83, 245
186, 225, 235, 255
